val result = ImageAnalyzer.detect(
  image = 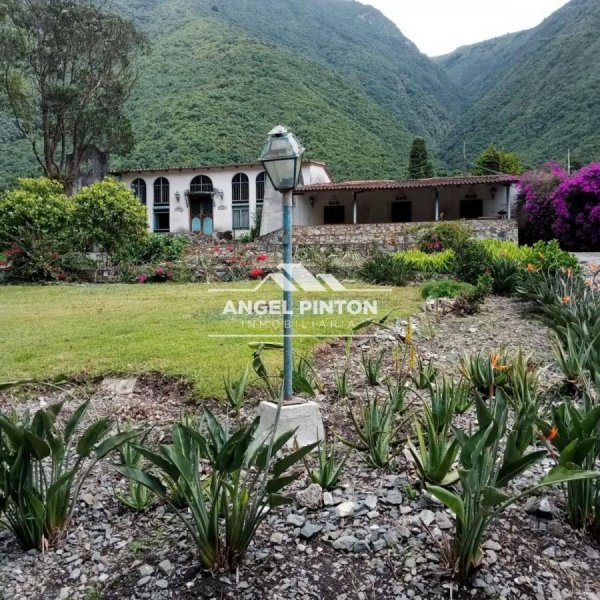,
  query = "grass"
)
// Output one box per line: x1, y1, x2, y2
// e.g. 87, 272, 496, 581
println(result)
0, 282, 419, 398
